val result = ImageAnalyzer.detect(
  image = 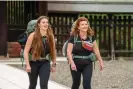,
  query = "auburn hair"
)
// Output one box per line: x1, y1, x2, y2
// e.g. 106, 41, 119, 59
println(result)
71, 17, 94, 36
31, 16, 56, 61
